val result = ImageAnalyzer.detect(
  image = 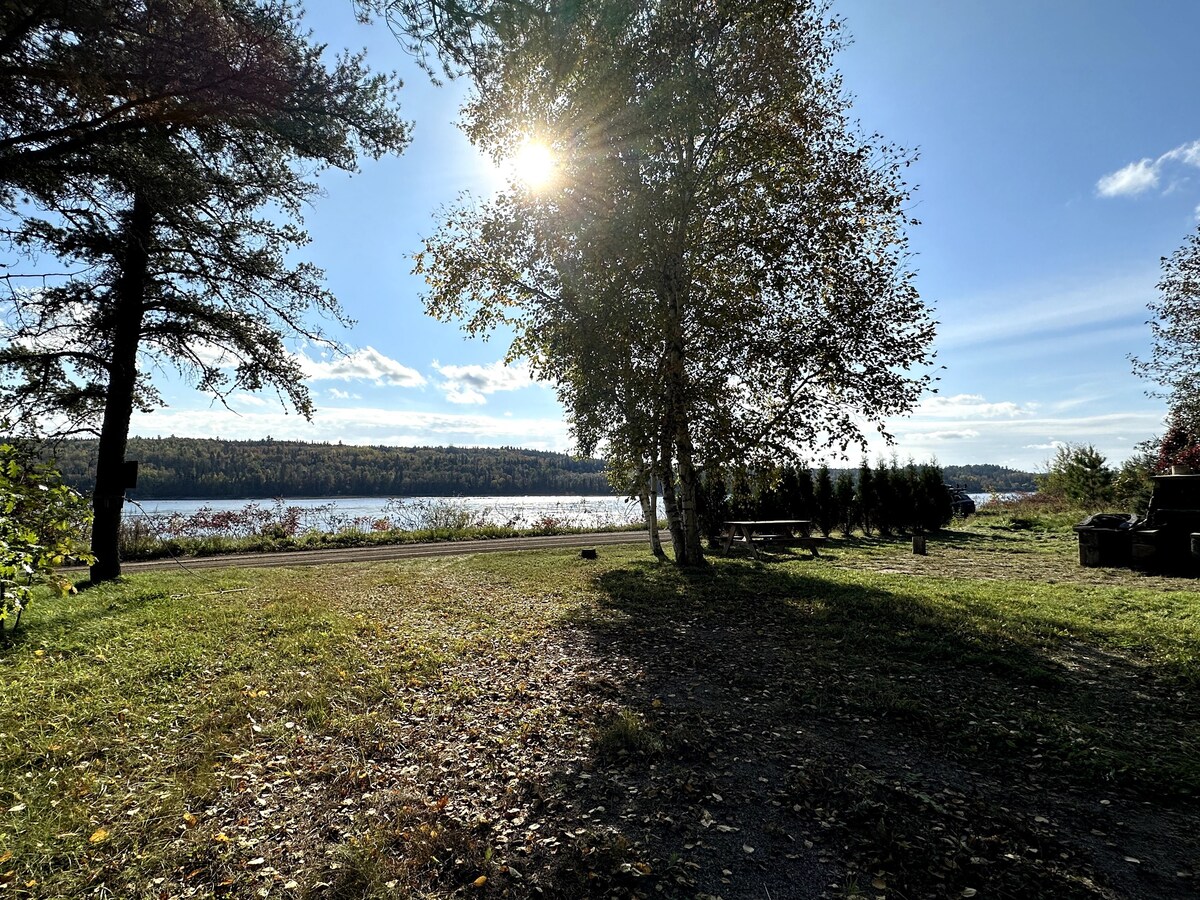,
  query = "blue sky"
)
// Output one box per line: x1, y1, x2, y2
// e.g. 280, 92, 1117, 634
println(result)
129, 0, 1200, 471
